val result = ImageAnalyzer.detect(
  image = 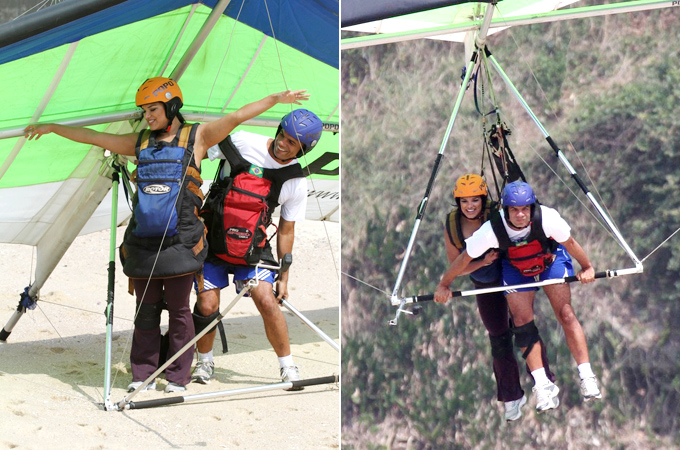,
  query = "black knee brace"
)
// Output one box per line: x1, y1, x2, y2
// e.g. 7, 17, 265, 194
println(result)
513, 320, 540, 359
192, 304, 221, 334
134, 301, 163, 330
489, 330, 514, 359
